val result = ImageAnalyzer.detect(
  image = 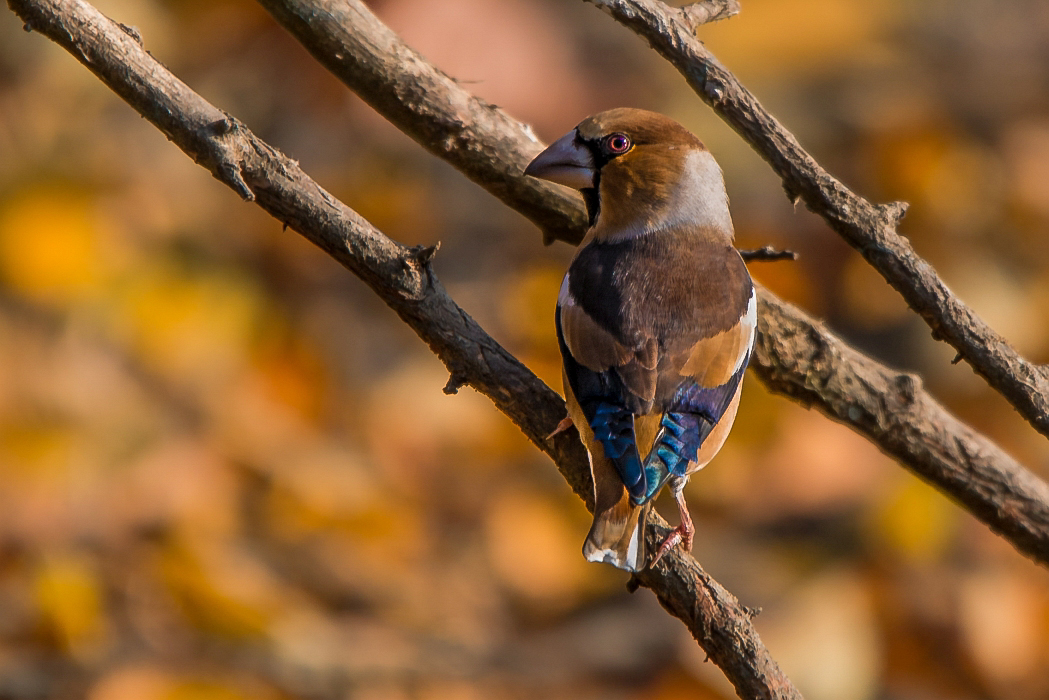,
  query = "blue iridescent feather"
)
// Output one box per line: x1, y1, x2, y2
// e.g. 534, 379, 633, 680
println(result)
631, 353, 750, 505
586, 401, 646, 500
557, 294, 752, 507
